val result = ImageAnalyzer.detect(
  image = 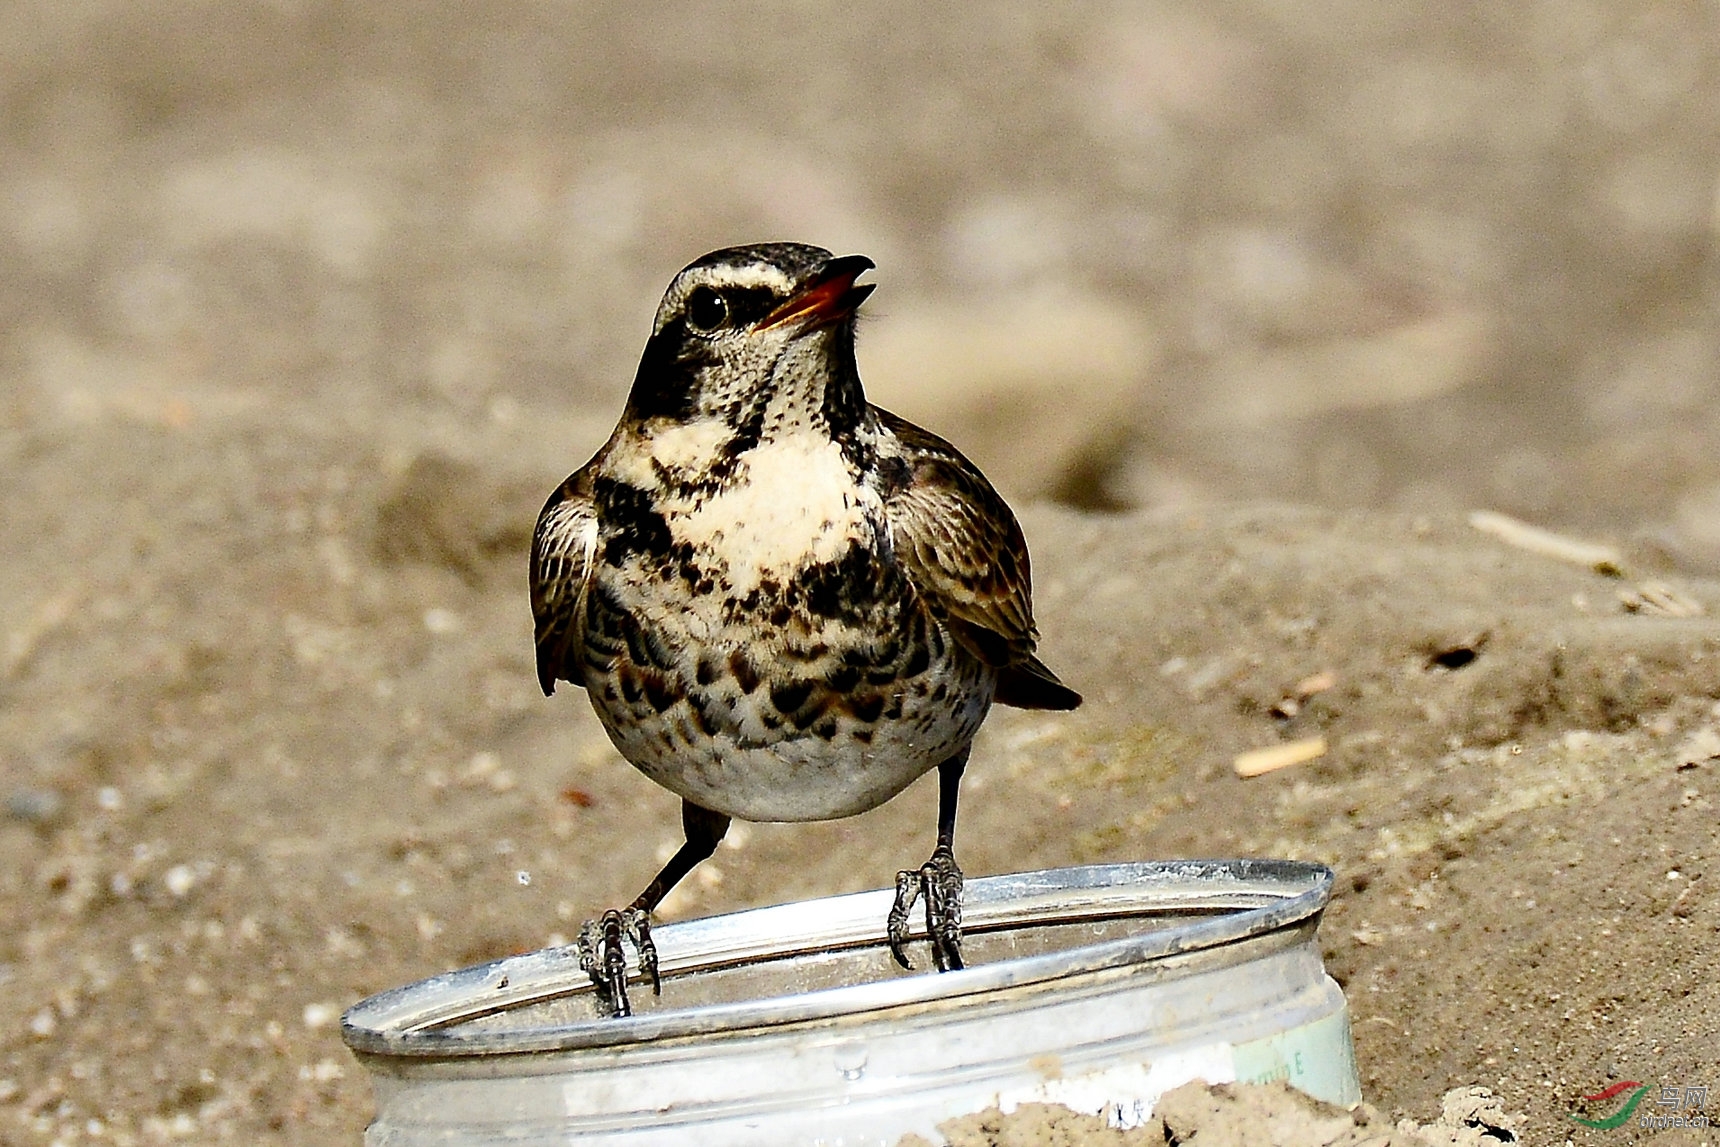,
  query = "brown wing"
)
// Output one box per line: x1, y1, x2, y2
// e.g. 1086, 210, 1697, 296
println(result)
530, 472, 600, 696
875, 408, 1080, 711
